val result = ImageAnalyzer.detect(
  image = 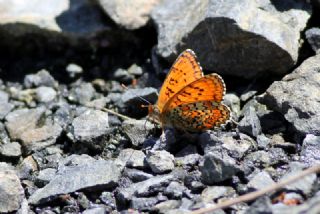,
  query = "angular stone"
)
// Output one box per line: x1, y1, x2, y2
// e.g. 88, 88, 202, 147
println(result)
116, 148, 147, 169
24, 69, 57, 88
200, 148, 241, 184
71, 109, 110, 149
300, 134, 320, 167
305, 27, 320, 53
35, 86, 57, 103
238, 106, 262, 137
201, 186, 236, 203
281, 162, 317, 195
69, 83, 96, 105
28, 160, 121, 205
122, 119, 153, 147
117, 174, 175, 201
0, 170, 25, 213
146, 150, 175, 174
98, 0, 162, 30
20, 121, 62, 153
247, 171, 275, 190
262, 54, 320, 136
0, 142, 22, 158
5, 107, 46, 140
152, 0, 311, 78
